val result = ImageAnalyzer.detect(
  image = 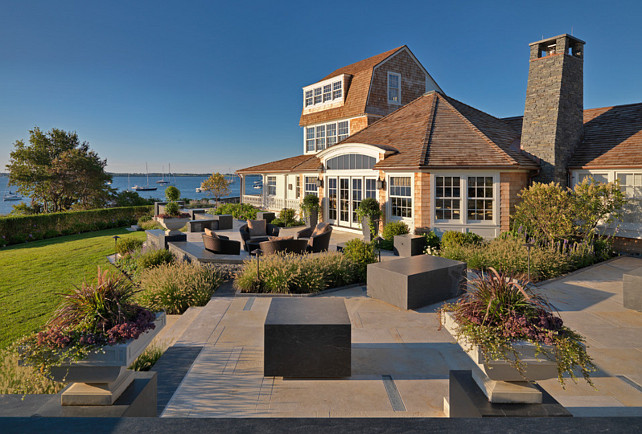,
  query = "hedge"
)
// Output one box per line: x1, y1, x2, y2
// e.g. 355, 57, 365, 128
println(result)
0, 206, 152, 246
